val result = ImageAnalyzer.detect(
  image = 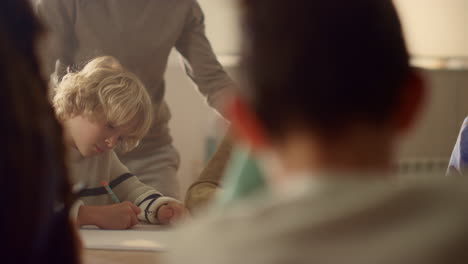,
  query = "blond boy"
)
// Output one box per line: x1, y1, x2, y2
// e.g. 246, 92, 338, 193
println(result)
54, 56, 186, 229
